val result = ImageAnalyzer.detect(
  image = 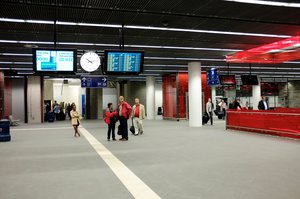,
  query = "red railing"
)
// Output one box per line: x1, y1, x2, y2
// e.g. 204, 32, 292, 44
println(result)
227, 109, 300, 139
